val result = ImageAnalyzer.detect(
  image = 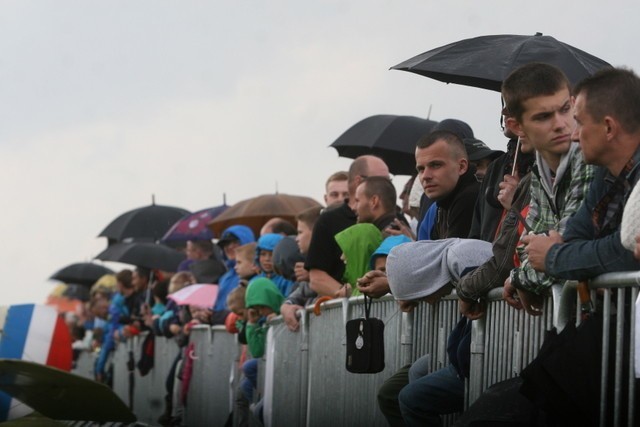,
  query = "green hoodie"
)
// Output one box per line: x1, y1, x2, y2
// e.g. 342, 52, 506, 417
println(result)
334, 223, 383, 296
244, 277, 284, 357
